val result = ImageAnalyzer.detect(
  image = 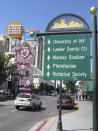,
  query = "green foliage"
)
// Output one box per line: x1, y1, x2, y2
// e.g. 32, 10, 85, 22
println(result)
65, 80, 77, 94
38, 82, 55, 94
0, 52, 16, 84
